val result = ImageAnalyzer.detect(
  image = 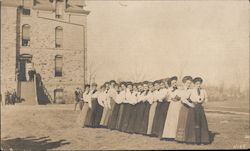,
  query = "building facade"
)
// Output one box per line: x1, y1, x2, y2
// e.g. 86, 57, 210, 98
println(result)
0, 0, 89, 104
